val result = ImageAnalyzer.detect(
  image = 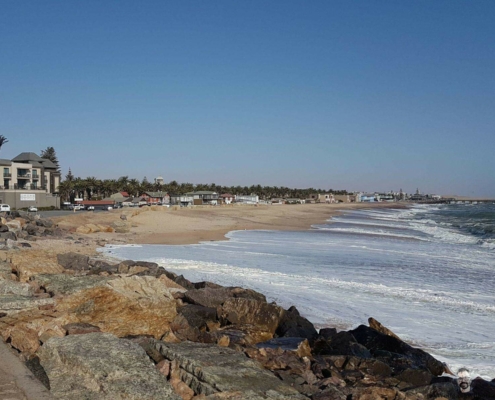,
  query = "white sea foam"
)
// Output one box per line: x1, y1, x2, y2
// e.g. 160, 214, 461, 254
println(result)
99, 204, 495, 378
